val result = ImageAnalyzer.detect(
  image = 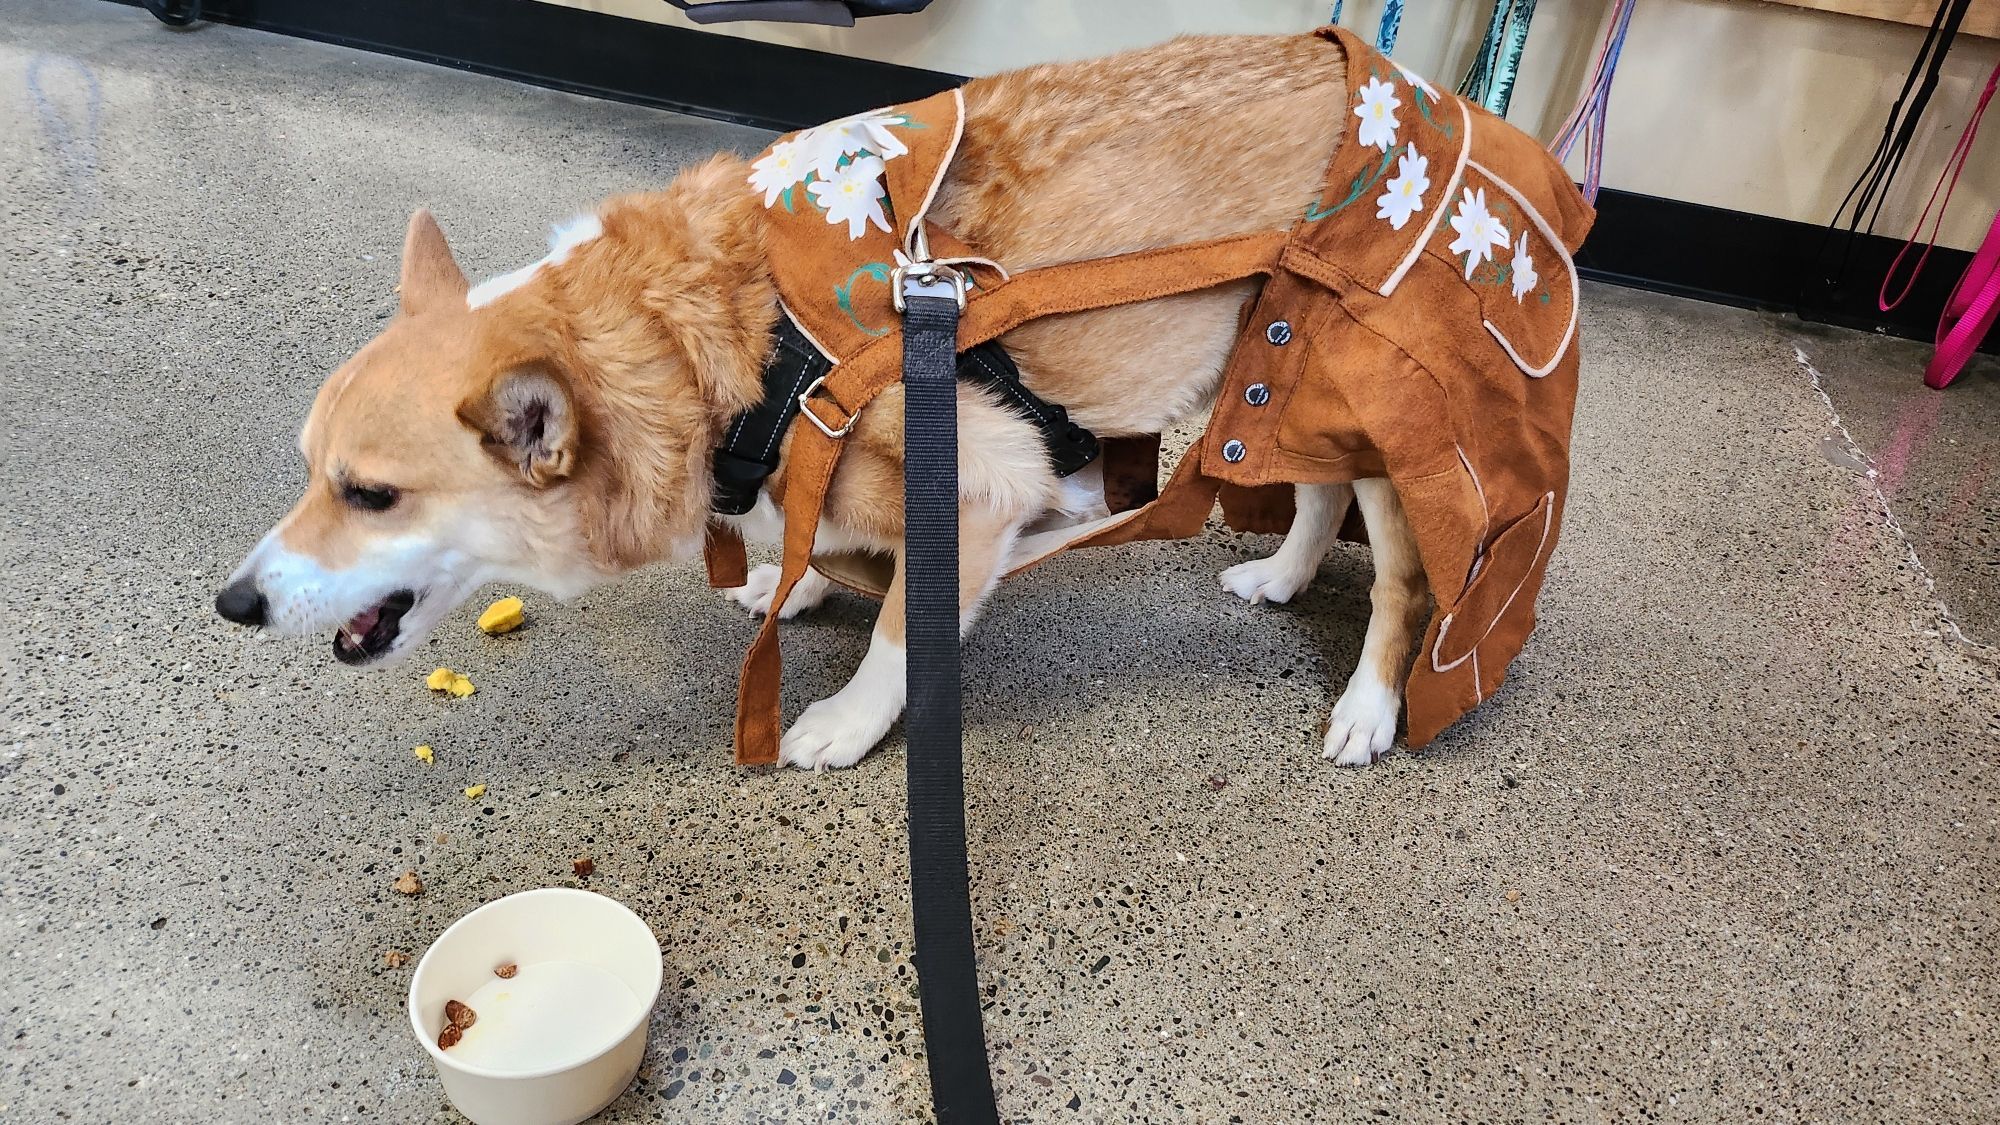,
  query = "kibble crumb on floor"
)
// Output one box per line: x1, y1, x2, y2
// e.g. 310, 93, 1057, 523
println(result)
3, 3, 1996, 1123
